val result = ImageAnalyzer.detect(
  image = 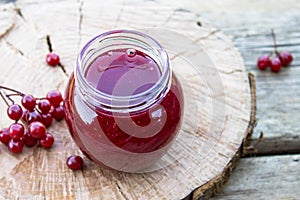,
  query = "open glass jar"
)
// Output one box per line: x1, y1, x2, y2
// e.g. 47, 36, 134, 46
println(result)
64, 30, 184, 172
